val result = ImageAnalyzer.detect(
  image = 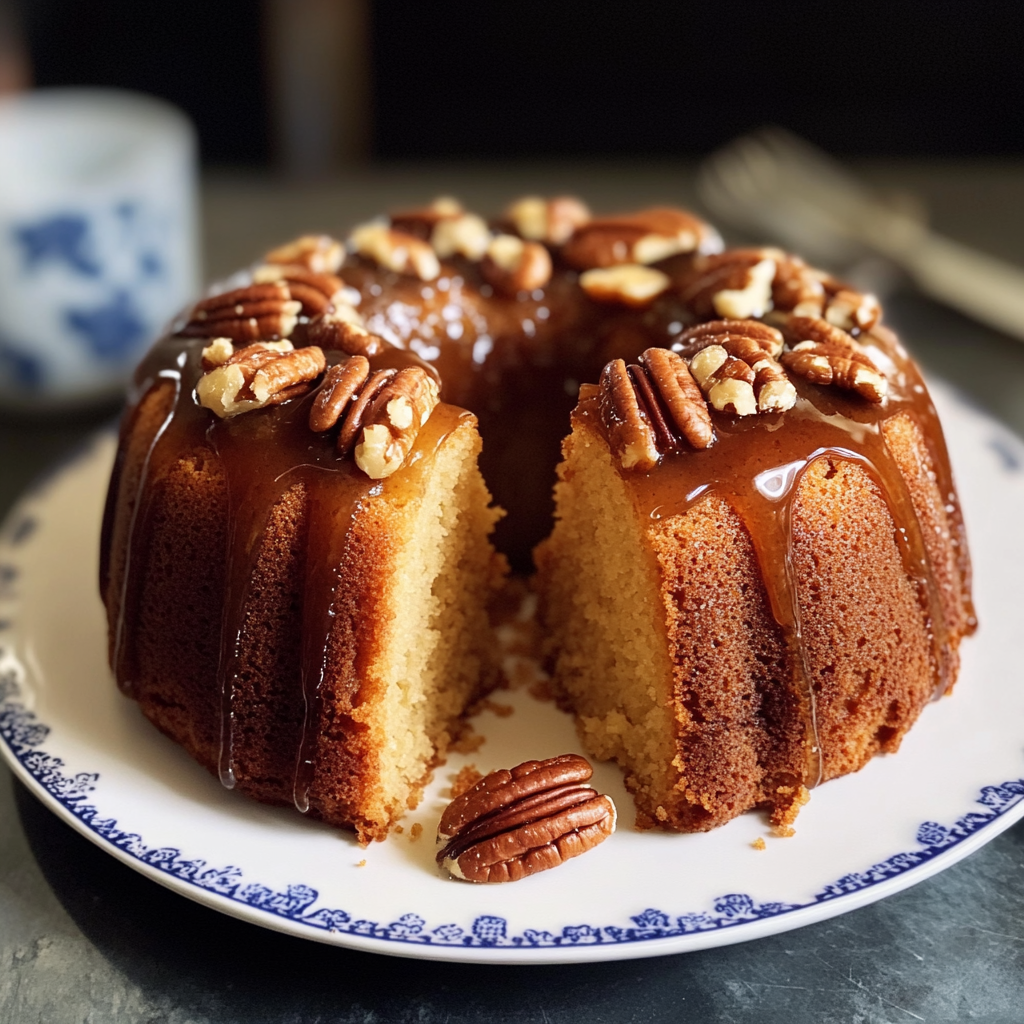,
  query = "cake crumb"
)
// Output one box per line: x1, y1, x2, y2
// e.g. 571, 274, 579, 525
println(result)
772, 824, 796, 838
450, 764, 483, 798
409, 822, 423, 842
394, 825, 404, 834
528, 678, 554, 702
752, 837, 767, 851
356, 859, 367, 867
476, 697, 514, 718
450, 726, 486, 754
